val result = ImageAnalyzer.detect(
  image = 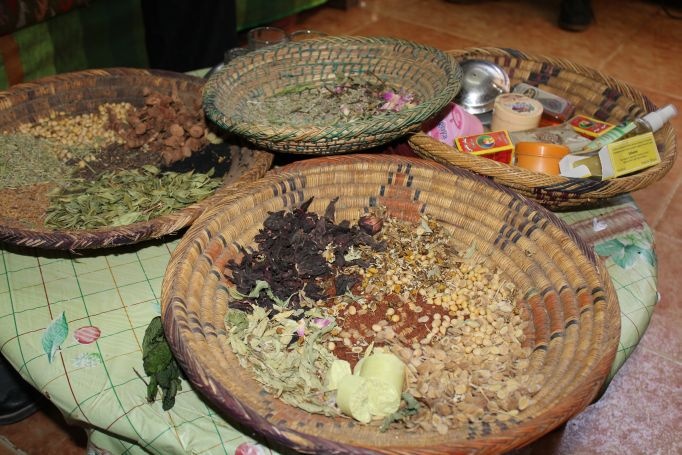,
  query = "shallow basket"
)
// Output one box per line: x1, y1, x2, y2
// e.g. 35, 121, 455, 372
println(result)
409, 47, 677, 210
0, 68, 273, 250
203, 36, 462, 155
161, 154, 620, 454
